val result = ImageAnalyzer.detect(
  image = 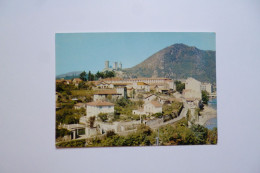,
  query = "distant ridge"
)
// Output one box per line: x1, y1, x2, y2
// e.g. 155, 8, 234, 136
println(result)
124, 44, 216, 83
56, 71, 82, 79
